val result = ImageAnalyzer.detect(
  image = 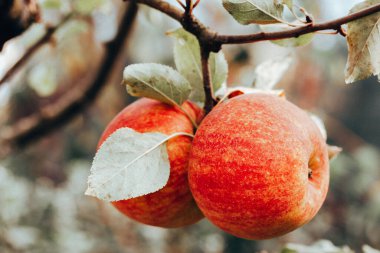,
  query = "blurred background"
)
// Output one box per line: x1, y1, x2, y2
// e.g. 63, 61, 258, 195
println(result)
0, 0, 379, 252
